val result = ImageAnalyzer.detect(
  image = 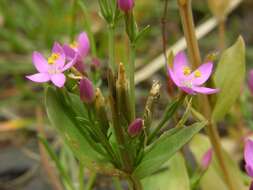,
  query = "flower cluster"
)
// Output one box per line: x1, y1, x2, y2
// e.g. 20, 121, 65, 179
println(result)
26, 32, 91, 88
26, 32, 97, 104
